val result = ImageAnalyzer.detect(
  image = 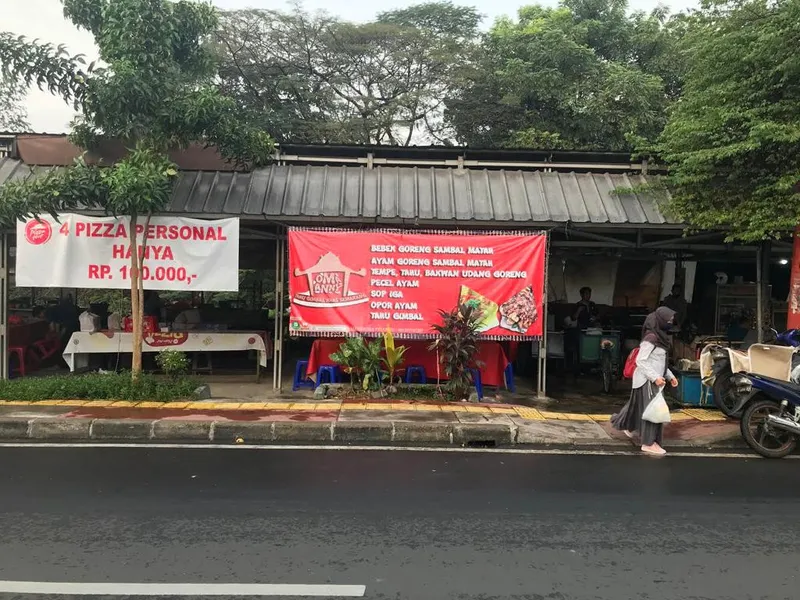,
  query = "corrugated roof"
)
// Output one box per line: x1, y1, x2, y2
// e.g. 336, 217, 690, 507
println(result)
1, 159, 673, 226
